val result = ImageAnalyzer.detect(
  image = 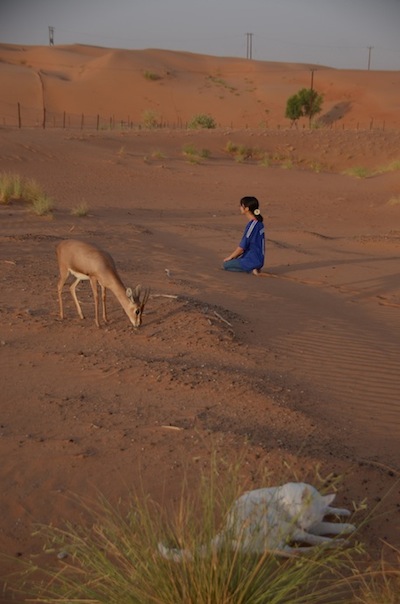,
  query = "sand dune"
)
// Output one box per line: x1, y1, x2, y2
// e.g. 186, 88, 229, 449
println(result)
1, 43, 400, 128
